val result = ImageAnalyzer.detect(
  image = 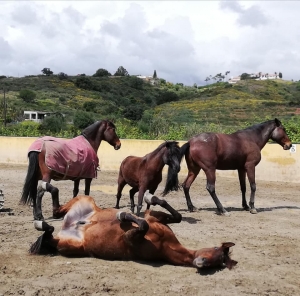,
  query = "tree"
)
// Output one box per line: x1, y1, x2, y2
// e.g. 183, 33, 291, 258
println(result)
58, 72, 68, 80
93, 68, 111, 77
74, 76, 94, 90
279, 72, 283, 79
41, 68, 53, 76
122, 105, 144, 121
240, 73, 251, 80
205, 77, 210, 85
114, 66, 129, 76
153, 70, 157, 79
19, 89, 36, 103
